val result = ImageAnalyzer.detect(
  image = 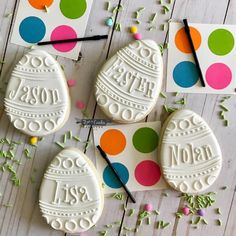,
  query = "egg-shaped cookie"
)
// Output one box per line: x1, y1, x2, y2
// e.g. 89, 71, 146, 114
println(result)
4, 50, 70, 136
95, 40, 163, 123
160, 109, 222, 193
39, 148, 104, 233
